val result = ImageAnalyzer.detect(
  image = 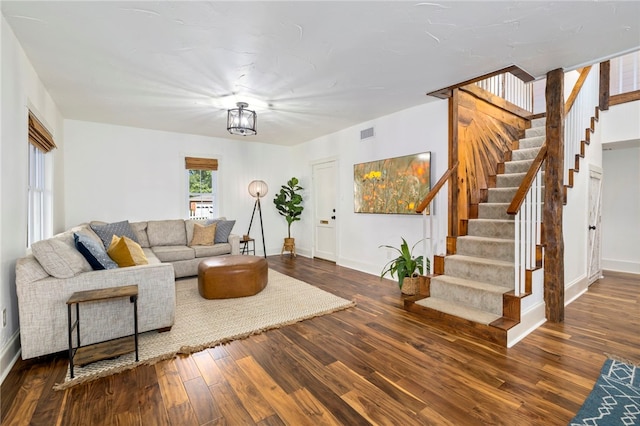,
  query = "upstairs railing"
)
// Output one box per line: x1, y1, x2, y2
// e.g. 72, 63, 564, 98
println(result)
475, 72, 533, 112
415, 161, 459, 276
